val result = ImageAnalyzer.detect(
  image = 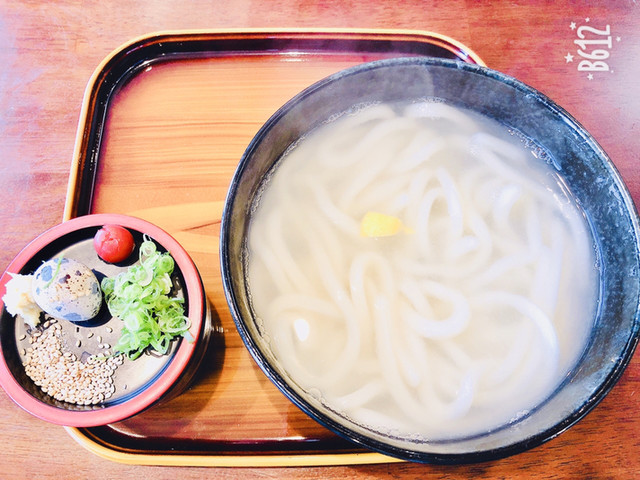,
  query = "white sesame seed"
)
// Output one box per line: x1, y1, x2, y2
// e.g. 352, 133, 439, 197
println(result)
21, 326, 123, 406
